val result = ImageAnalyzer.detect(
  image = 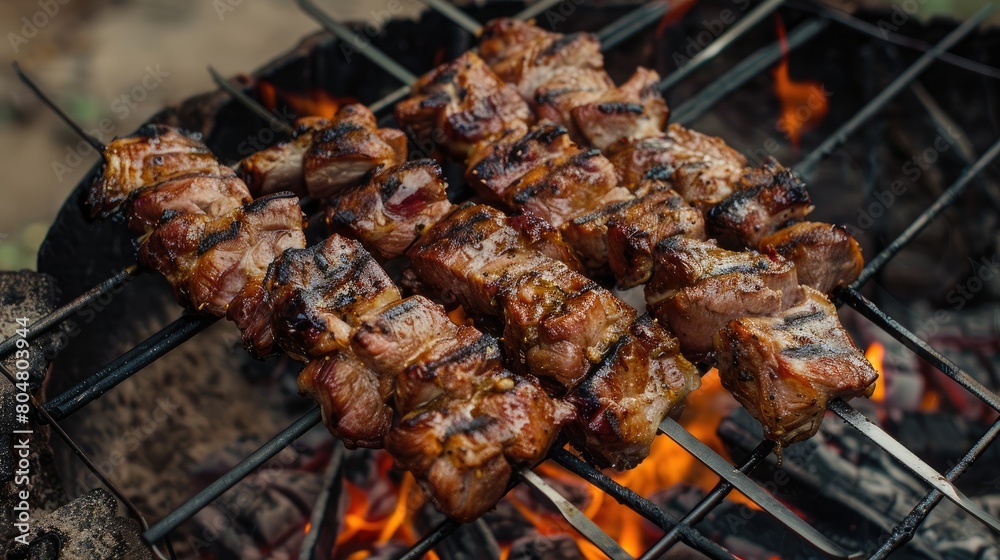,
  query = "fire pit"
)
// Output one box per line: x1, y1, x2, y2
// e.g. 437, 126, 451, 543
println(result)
2, 0, 999, 559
